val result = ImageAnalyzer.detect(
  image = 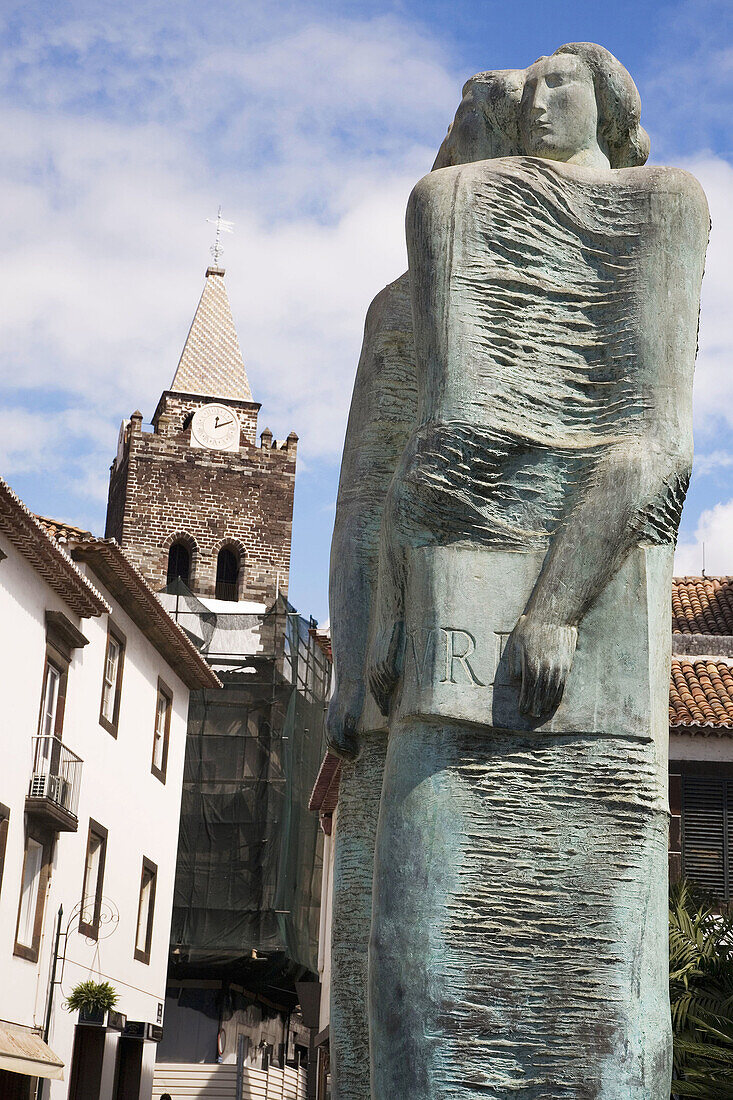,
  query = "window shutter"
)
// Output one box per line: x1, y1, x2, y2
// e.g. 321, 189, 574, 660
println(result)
682, 776, 728, 899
